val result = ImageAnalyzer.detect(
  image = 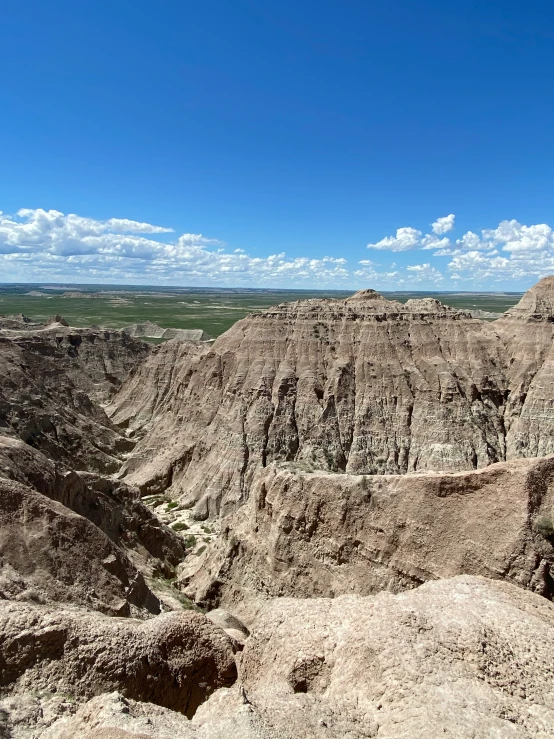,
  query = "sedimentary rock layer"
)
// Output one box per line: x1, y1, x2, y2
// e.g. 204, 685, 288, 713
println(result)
0, 434, 186, 616
115, 278, 554, 518
0, 326, 149, 473
10, 576, 554, 738
185, 456, 554, 614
